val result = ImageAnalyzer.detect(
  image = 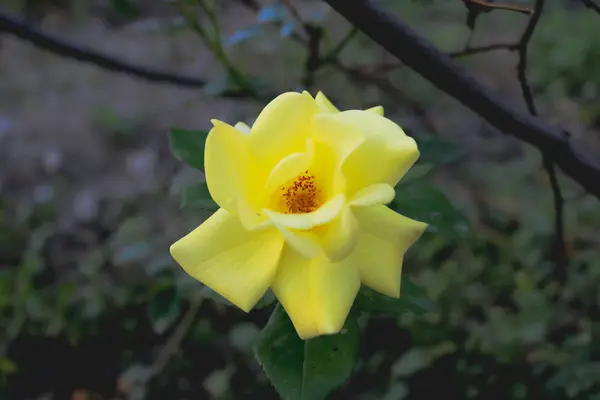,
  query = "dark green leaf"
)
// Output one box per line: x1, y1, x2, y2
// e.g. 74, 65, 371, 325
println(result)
110, 0, 140, 18
149, 288, 181, 335
168, 128, 208, 170
254, 305, 360, 400
180, 183, 218, 210
354, 278, 434, 315
255, 290, 277, 309
415, 134, 463, 165
392, 182, 471, 238
399, 164, 434, 185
